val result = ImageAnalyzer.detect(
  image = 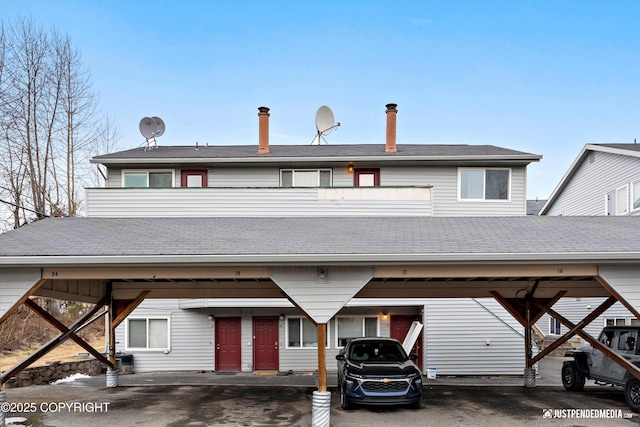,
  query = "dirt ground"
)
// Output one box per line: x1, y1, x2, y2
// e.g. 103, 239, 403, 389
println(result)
0, 337, 104, 371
